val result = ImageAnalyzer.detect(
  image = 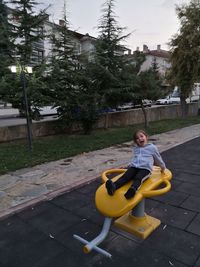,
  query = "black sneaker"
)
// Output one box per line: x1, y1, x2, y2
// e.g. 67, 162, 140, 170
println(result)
124, 187, 136, 199
106, 180, 116, 196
